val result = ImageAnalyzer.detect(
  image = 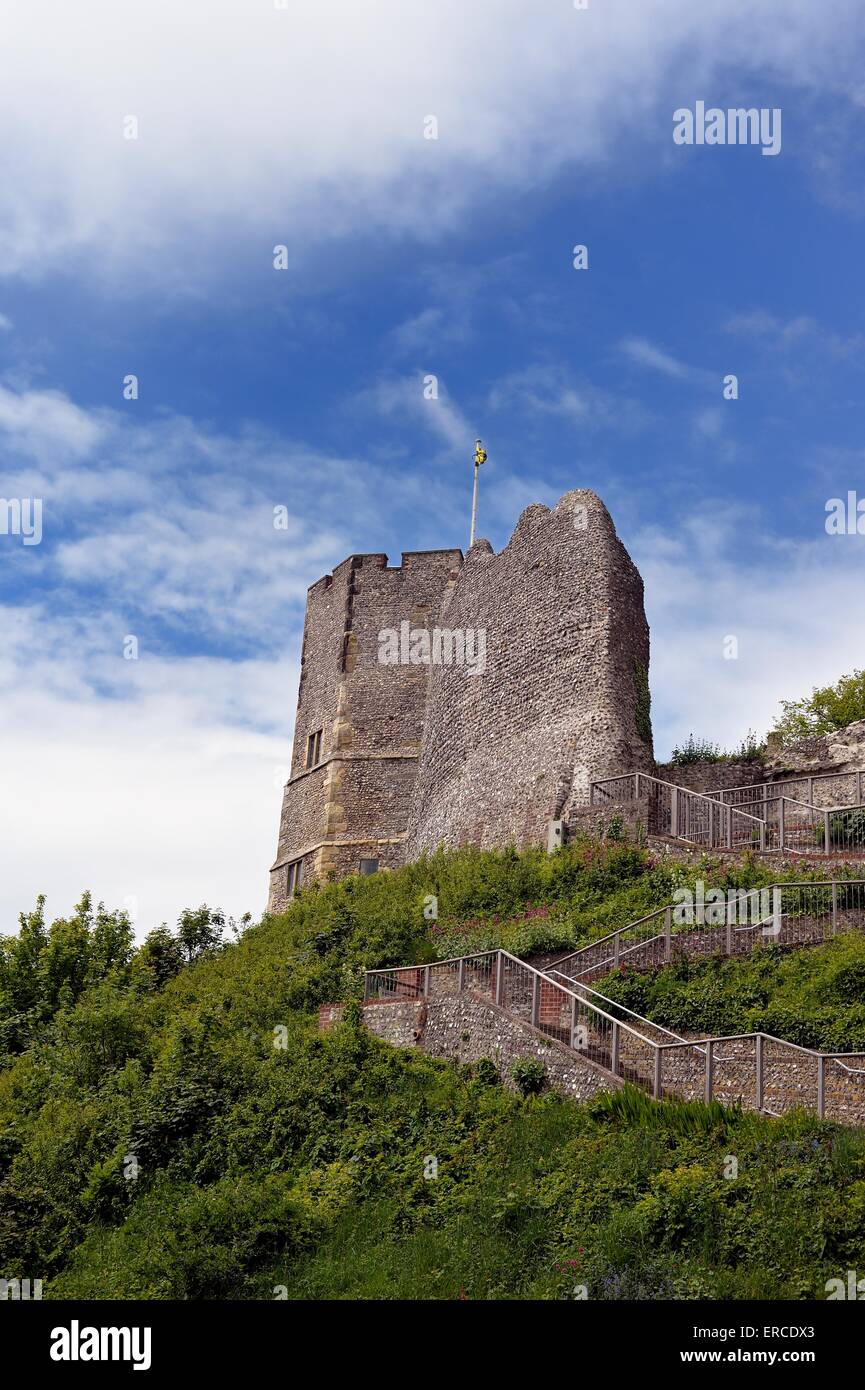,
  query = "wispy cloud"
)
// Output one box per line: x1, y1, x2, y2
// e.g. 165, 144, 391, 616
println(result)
725, 309, 865, 359
633, 507, 865, 757
619, 336, 697, 382
488, 363, 653, 435
2, 0, 864, 288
